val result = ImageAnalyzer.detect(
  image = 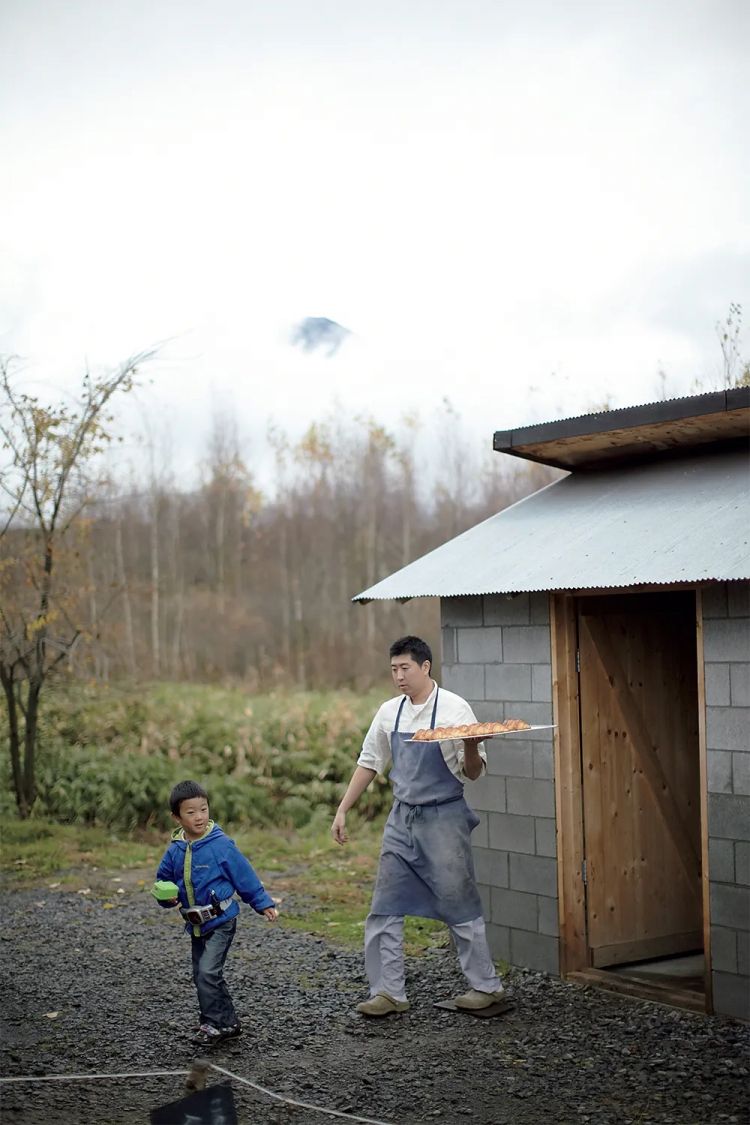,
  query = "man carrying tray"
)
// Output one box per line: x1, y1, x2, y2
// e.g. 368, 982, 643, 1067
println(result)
331, 635, 508, 1016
